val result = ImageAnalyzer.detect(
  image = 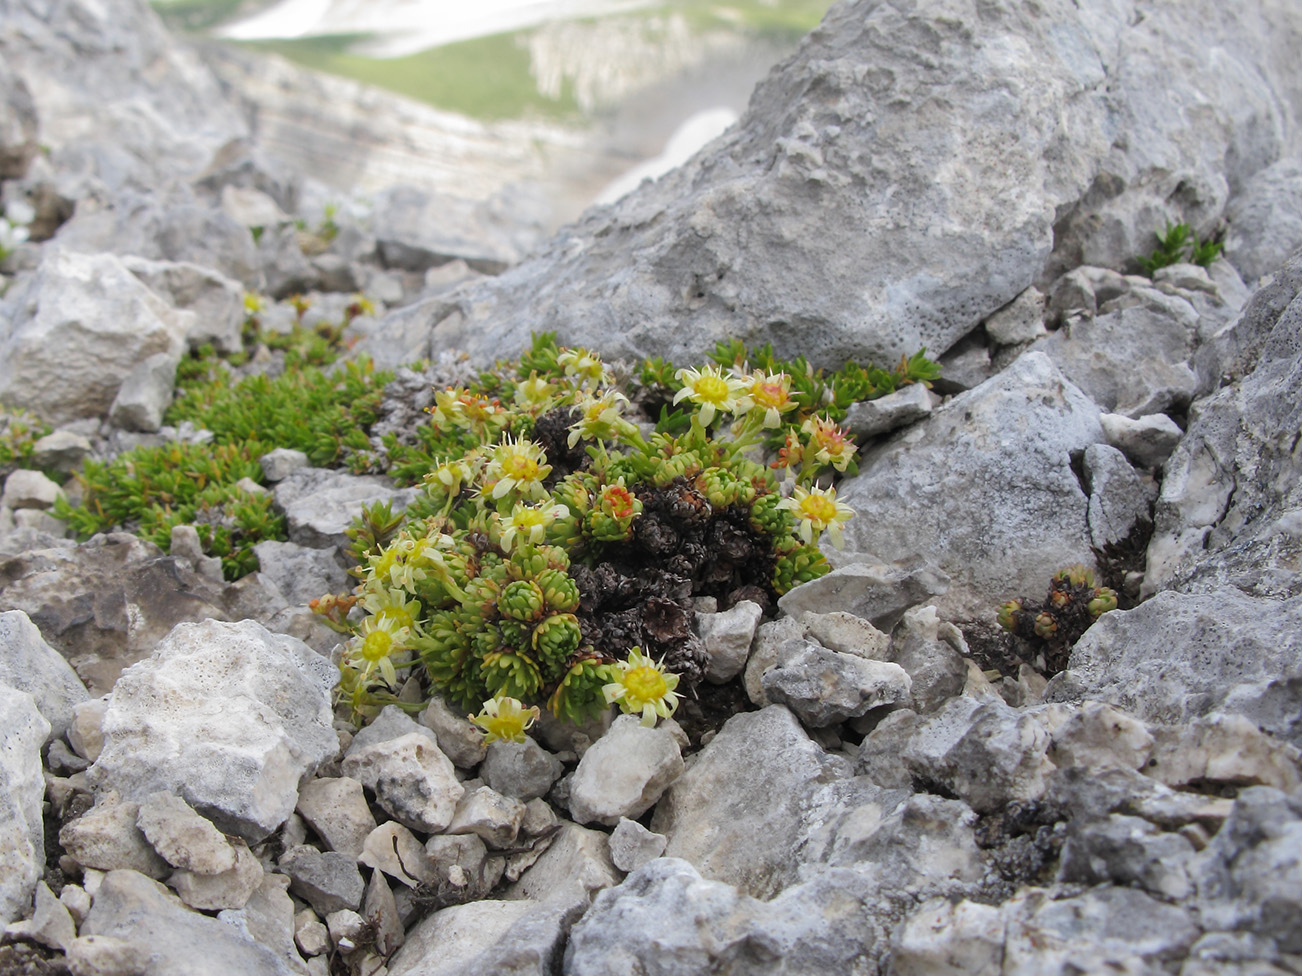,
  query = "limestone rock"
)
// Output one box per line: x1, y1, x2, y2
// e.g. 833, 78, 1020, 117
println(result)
340, 731, 464, 833
279, 846, 365, 916
295, 777, 376, 858
505, 822, 620, 909
777, 558, 949, 635
1146, 247, 1302, 598
60, 794, 170, 879
387, 899, 556, 976
651, 705, 851, 898
836, 352, 1103, 622
1057, 814, 1197, 900
842, 383, 935, 439
0, 248, 191, 425
1083, 443, 1158, 549
272, 467, 419, 550
431, 0, 1302, 375
480, 737, 564, 802
251, 541, 350, 608
0, 608, 88, 741
122, 255, 245, 354
80, 869, 299, 976
447, 786, 527, 849
1099, 411, 1184, 471
0, 685, 49, 923
1, 469, 62, 509
1224, 159, 1302, 284
608, 818, 667, 874
694, 600, 762, 683
135, 791, 237, 875
0, 532, 237, 695
420, 695, 488, 769
761, 639, 911, 727
568, 714, 684, 826
89, 619, 338, 840
108, 350, 180, 433
1048, 589, 1302, 748
170, 840, 264, 912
